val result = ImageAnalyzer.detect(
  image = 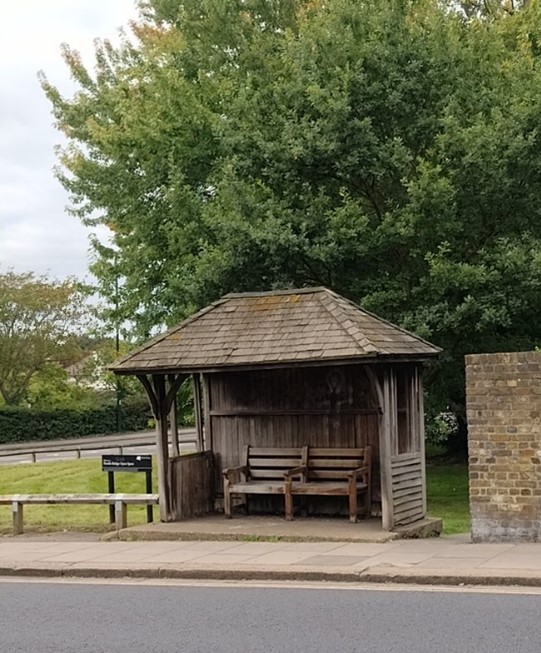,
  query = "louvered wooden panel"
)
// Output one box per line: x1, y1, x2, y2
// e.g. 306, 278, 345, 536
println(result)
391, 454, 424, 526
